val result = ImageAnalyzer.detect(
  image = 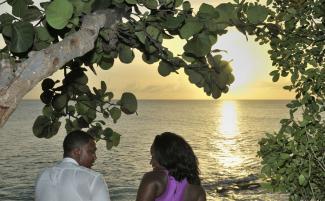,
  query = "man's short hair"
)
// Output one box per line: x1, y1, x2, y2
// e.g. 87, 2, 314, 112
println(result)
63, 130, 94, 157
